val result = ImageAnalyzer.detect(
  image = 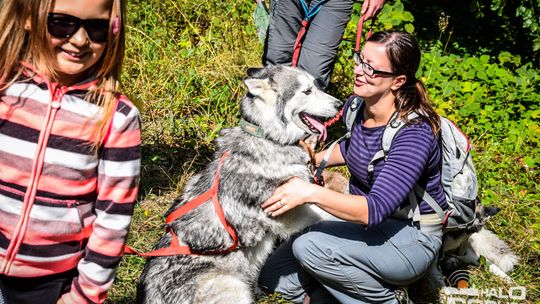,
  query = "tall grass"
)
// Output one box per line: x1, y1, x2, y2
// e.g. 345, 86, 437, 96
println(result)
107, 0, 539, 303
109, 1, 260, 302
